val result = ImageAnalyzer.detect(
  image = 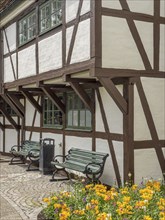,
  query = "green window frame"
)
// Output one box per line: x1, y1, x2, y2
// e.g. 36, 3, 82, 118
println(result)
19, 11, 36, 46
43, 96, 63, 128
39, 0, 62, 34
66, 91, 92, 130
